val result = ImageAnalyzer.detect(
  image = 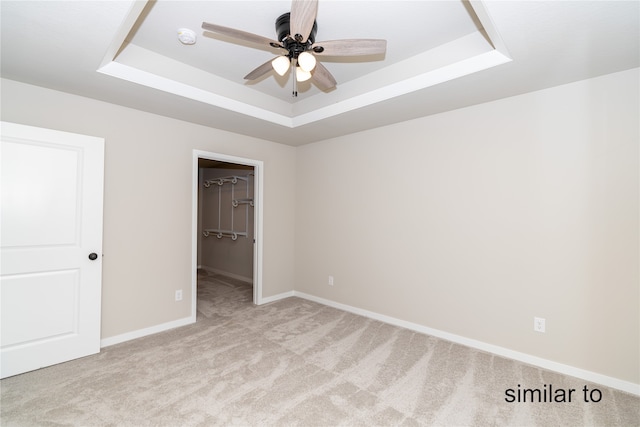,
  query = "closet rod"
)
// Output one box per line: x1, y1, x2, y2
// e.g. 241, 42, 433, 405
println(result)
203, 175, 249, 188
